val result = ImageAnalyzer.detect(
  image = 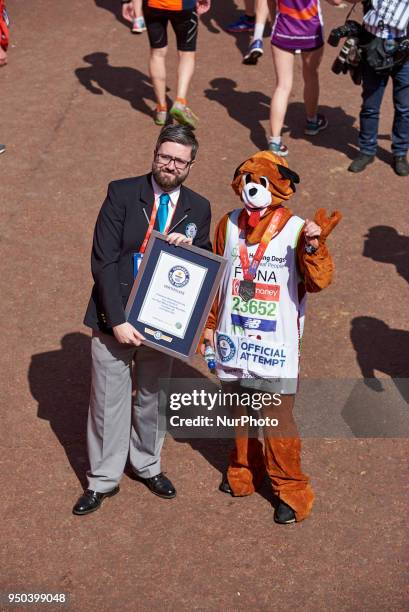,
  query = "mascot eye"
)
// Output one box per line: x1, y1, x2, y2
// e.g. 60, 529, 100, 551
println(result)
259, 176, 269, 189
244, 173, 252, 185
